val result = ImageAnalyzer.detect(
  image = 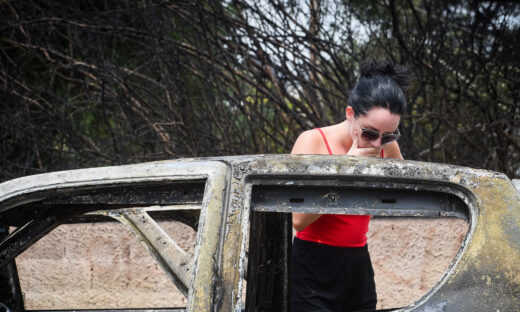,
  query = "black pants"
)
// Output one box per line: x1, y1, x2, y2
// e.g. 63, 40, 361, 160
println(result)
291, 237, 377, 312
